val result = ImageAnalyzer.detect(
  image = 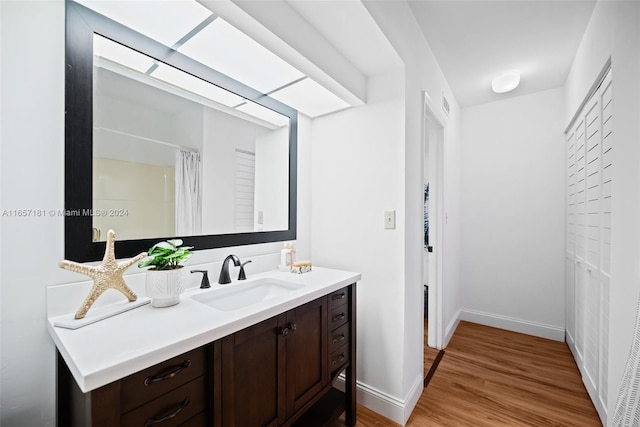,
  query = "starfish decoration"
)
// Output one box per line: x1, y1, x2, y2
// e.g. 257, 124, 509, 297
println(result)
59, 230, 147, 319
